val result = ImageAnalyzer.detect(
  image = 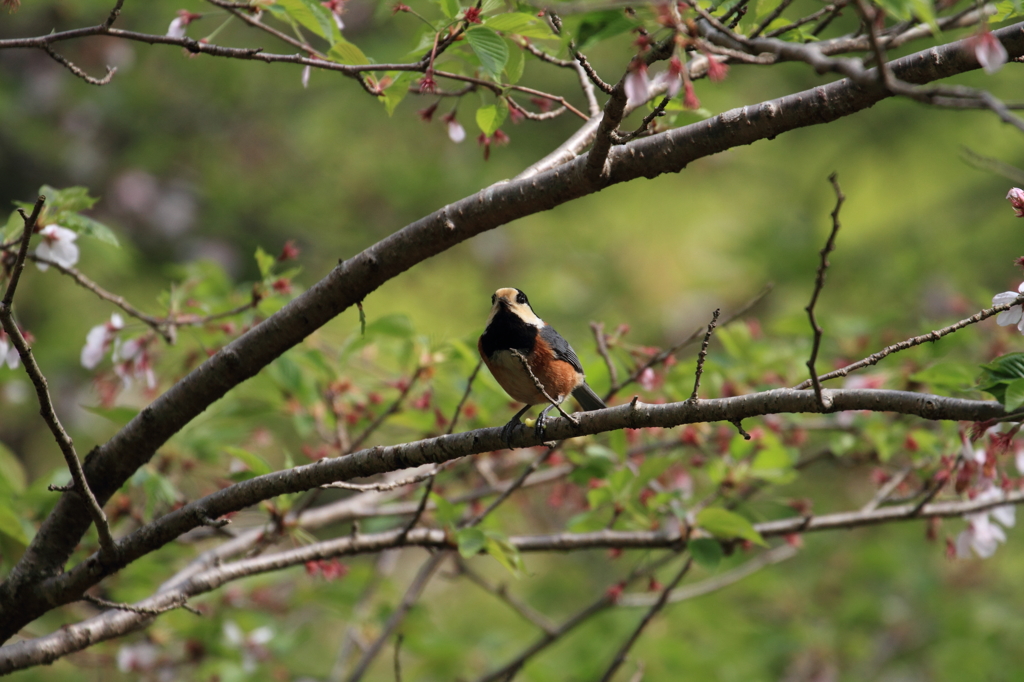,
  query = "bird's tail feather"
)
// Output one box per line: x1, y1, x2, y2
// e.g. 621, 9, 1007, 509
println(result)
572, 383, 606, 411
